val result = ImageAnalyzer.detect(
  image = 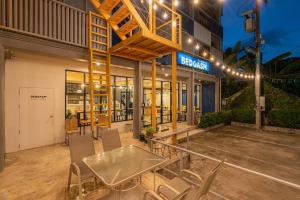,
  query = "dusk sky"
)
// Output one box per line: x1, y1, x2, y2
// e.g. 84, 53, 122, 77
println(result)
222, 0, 300, 62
